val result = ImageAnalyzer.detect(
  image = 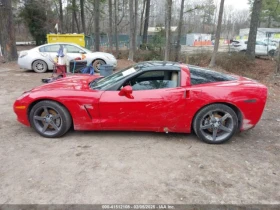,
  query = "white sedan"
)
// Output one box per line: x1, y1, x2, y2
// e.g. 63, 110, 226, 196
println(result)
230, 40, 277, 56
18, 42, 117, 73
